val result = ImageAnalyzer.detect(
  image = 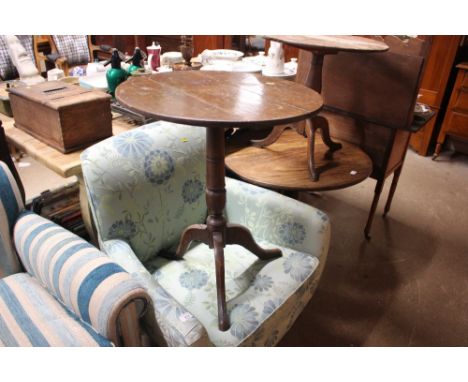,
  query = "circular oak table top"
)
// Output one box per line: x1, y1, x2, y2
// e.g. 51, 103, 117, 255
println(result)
265, 35, 389, 54
226, 129, 373, 192
116, 71, 323, 128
